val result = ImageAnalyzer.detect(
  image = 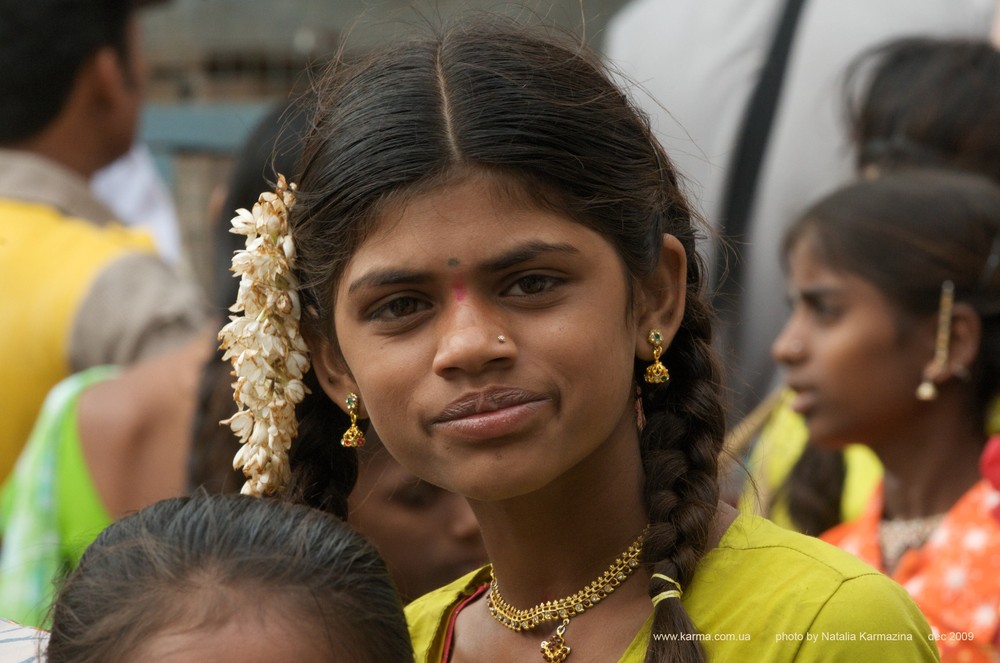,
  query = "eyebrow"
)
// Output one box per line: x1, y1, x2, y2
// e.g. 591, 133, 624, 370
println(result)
480, 241, 581, 272
347, 269, 432, 295
792, 286, 841, 304
346, 241, 581, 295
